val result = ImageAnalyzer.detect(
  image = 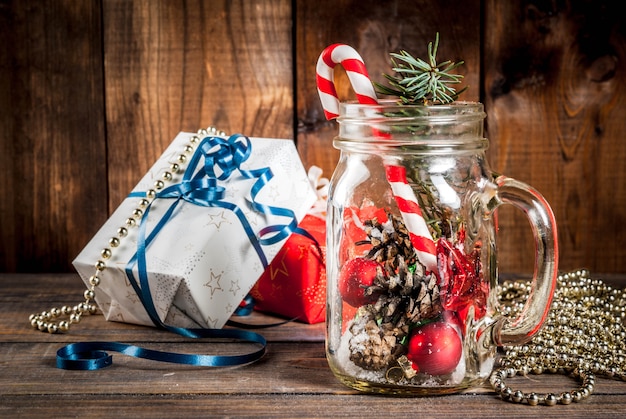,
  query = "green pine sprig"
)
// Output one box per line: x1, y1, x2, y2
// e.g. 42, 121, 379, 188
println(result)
374, 33, 467, 105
